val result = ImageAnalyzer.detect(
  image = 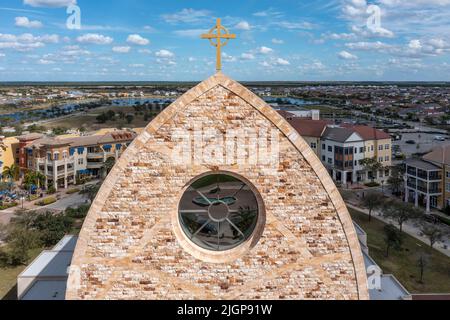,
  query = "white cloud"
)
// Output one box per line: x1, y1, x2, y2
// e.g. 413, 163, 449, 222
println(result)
345, 41, 393, 51
258, 46, 273, 54
0, 33, 58, 51
271, 38, 284, 44
76, 33, 113, 45
240, 52, 255, 60
408, 40, 422, 50
222, 52, 236, 62
275, 21, 315, 30
173, 29, 208, 38
15, 16, 43, 28
155, 49, 174, 58
162, 8, 211, 24
38, 58, 55, 64
235, 21, 251, 30
0, 53, 5, 57
253, 8, 283, 18
274, 57, 290, 66
138, 48, 152, 54
338, 50, 359, 60
127, 34, 149, 46
112, 46, 131, 53
24, 0, 76, 7
129, 64, 144, 68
